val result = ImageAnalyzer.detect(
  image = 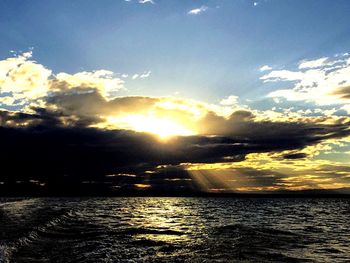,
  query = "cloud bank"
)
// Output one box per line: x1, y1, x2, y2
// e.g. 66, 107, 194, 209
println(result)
1, 52, 350, 194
